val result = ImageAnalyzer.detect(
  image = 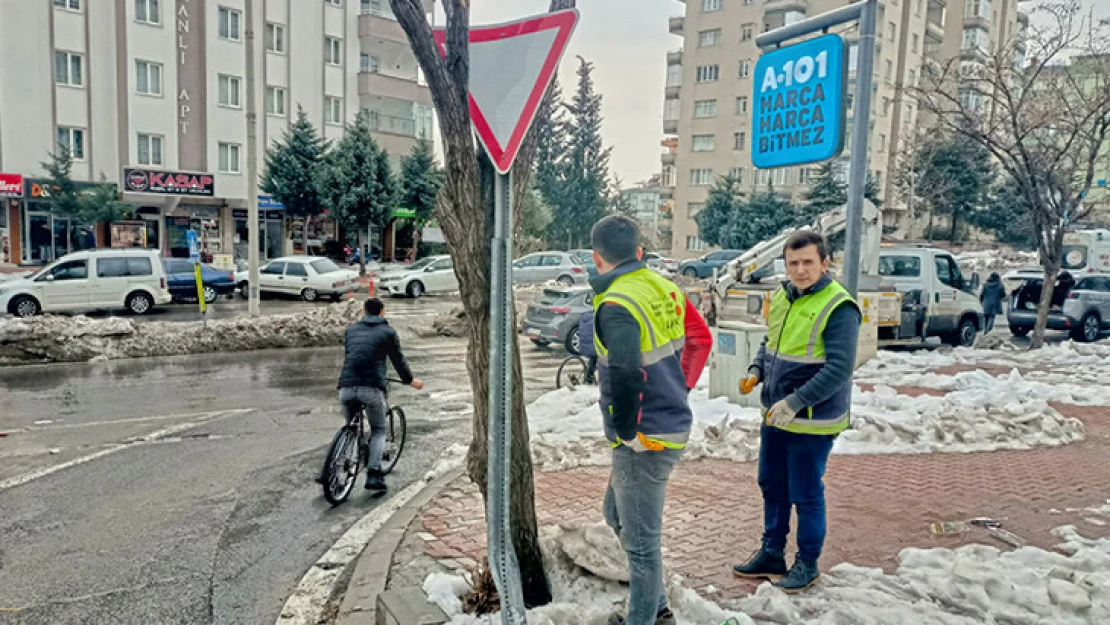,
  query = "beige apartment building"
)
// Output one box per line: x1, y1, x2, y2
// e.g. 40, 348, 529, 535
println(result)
663, 0, 1025, 258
